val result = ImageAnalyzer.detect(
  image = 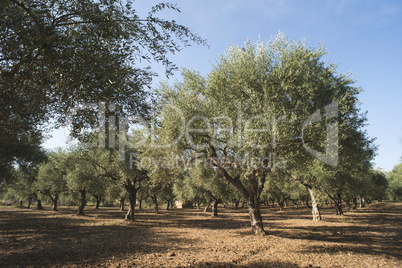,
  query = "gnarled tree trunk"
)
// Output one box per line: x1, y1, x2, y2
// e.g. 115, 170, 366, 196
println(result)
27, 196, 33, 208
125, 185, 137, 220
214, 160, 266, 235
324, 190, 343, 216
51, 194, 59, 211
335, 193, 343, 215
247, 199, 265, 235
204, 200, 211, 212
212, 199, 219, 217
246, 175, 266, 236
152, 194, 159, 214
77, 190, 86, 215
270, 199, 275, 208
95, 197, 101, 209
293, 199, 299, 209
37, 199, 43, 210
277, 197, 285, 211
120, 197, 125, 211
359, 196, 365, 208
352, 197, 357, 209
304, 185, 321, 221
